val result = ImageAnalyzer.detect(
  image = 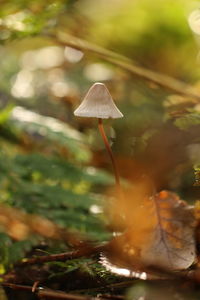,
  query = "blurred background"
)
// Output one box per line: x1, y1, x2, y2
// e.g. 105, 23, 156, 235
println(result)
0, 0, 200, 272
